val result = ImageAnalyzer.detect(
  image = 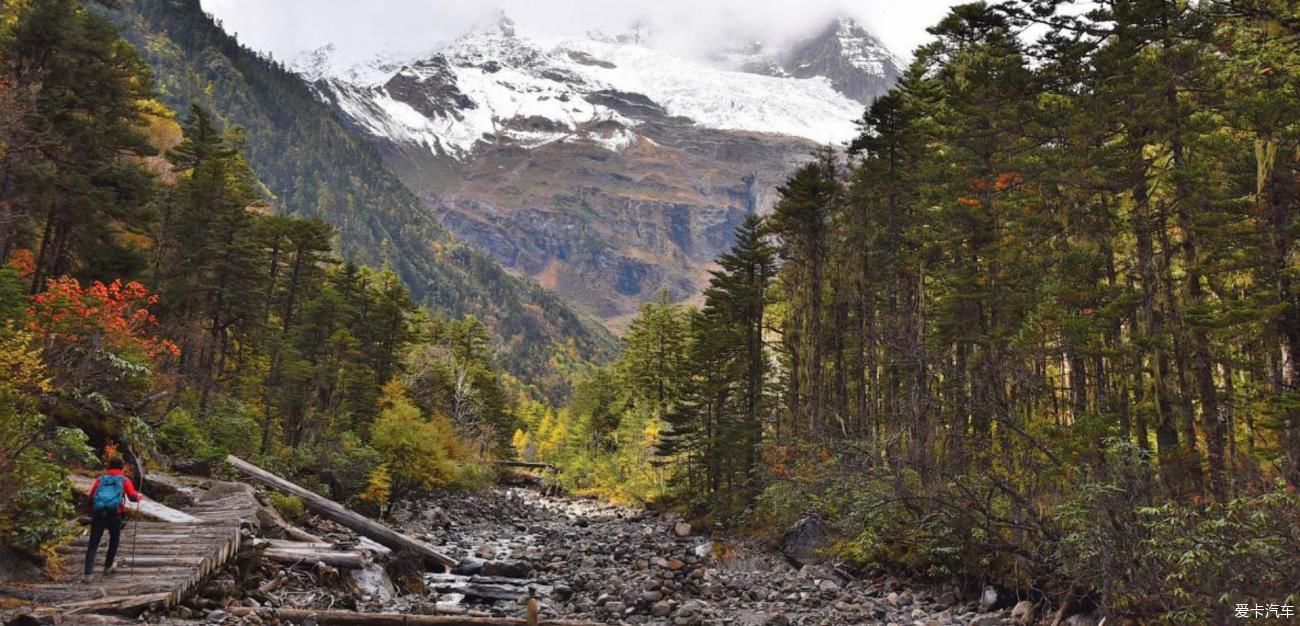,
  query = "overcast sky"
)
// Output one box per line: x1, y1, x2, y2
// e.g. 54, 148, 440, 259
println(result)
199, 0, 969, 66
